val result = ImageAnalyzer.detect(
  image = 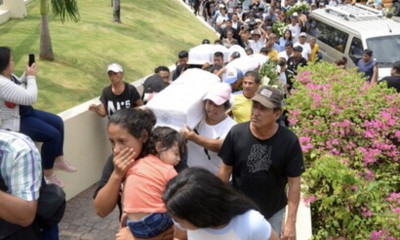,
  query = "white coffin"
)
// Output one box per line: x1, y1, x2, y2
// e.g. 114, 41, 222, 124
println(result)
225, 56, 259, 74
187, 44, 230, 65
146, 68, 221, 130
